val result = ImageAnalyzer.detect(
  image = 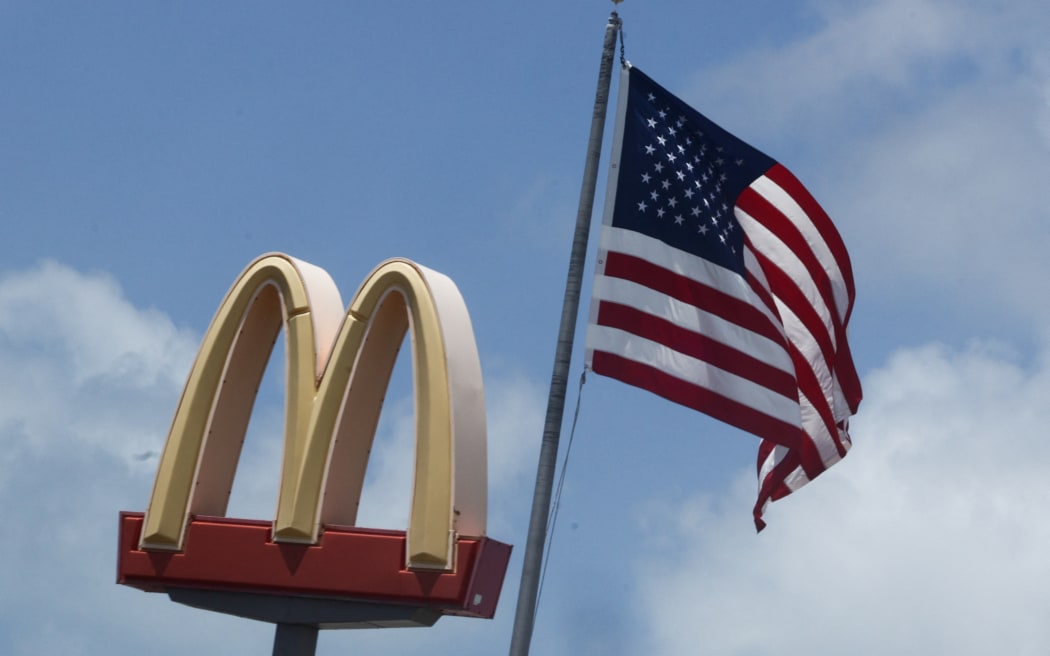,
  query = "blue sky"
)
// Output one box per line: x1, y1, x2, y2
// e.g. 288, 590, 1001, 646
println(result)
3, 1, 1050, 654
